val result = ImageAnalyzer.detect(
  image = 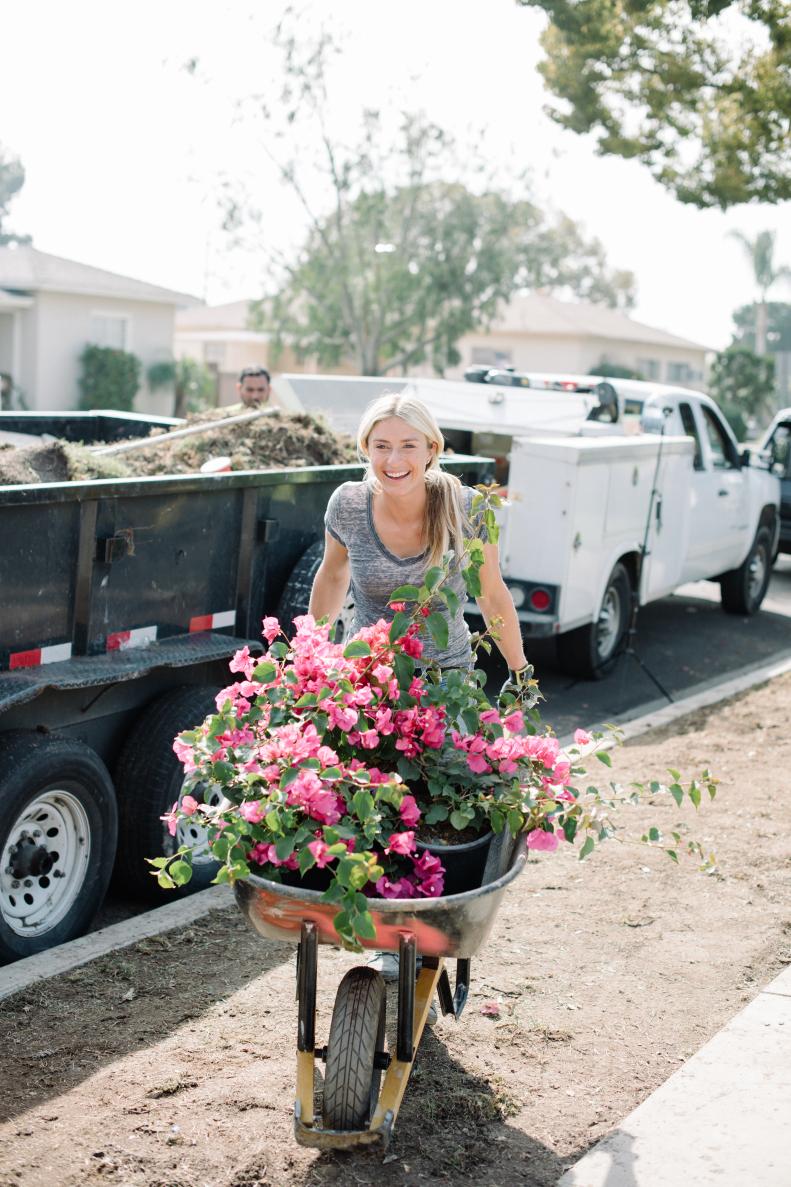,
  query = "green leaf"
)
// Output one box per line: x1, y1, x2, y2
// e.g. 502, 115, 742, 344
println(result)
595, 750, 612, 767
424, 566, 444, 590
562, 816, 577, 843
389, 584, 421, 601
274, 835, 295, 862
353, 910, 378, 941
669, 783, 684, 807
393, 652, 415, 688
169, 859, 193, 886
389, 611, 410, 642
579, 836, 595, 860
449, 809, 469, 831
426, 612, 449, 651
648, 826, 660, 842
343, 639, 372, 658
689, 784, 701, 810
294, 692, 318, 707
462, 567, 482, 598
424, 803, 449, 824
442, 588, 460, 616
298, 847, 316, 874
252, 660, 277, 683
351, 790, 375, 821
